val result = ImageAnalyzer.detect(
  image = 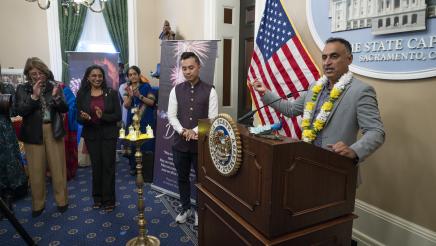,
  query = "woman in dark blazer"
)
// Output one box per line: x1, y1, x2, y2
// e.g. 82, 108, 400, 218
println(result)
15, 57, 69, 217
76, 65, 121, 212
